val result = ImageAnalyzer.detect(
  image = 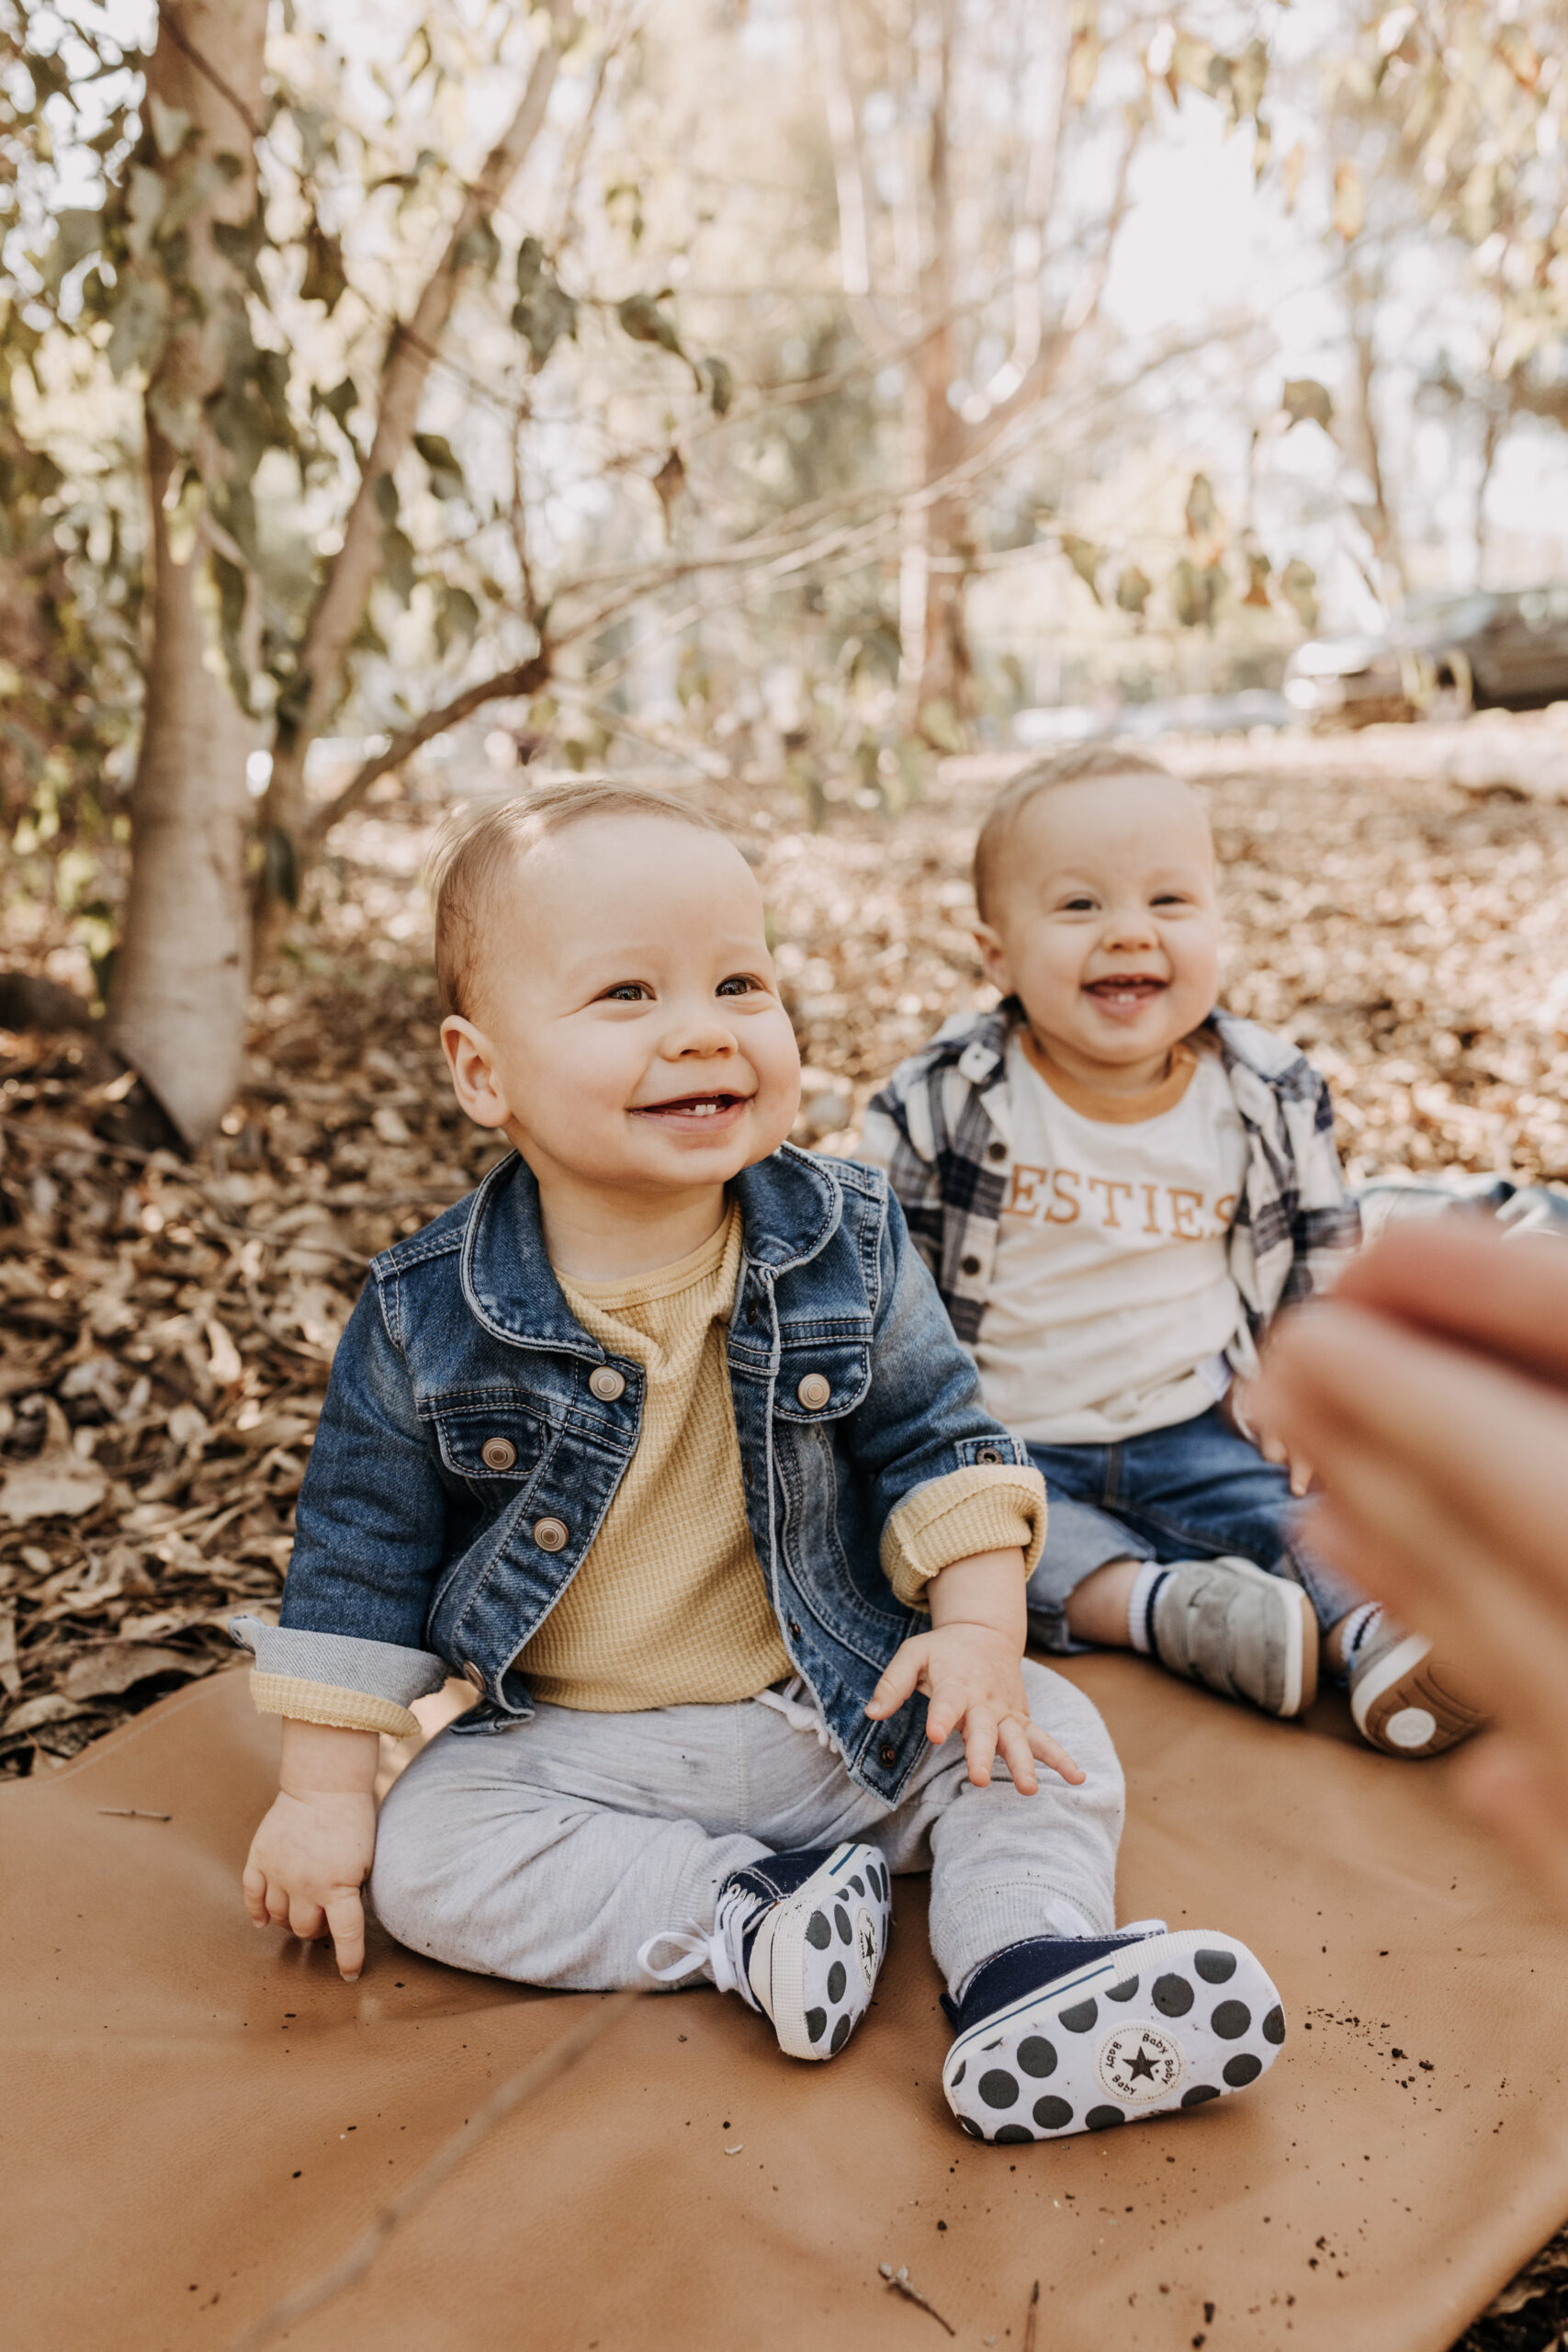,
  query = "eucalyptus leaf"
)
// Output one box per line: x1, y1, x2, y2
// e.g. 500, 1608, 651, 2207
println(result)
300, 220, 347, 312
1060, 532, 1102, 604
106, 271, 171, 381
381, 525, 416, 605
160, 156, 232, 239
1114, 564, 1152, 617
433, 582, 479, 656
1168, 555, 1226, 630
617, 291, 685, 358
318, 378, 358, 433
699, 355, 735, 415
123, 167, 166, 262
452, 215, 502, 277
414, 432, 466, 500
39, 208, 103, 295
148, 95, 192, 160
1282, 378, 1334, 431
511, 232, 575, 364
1280, 558, 1319, 630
